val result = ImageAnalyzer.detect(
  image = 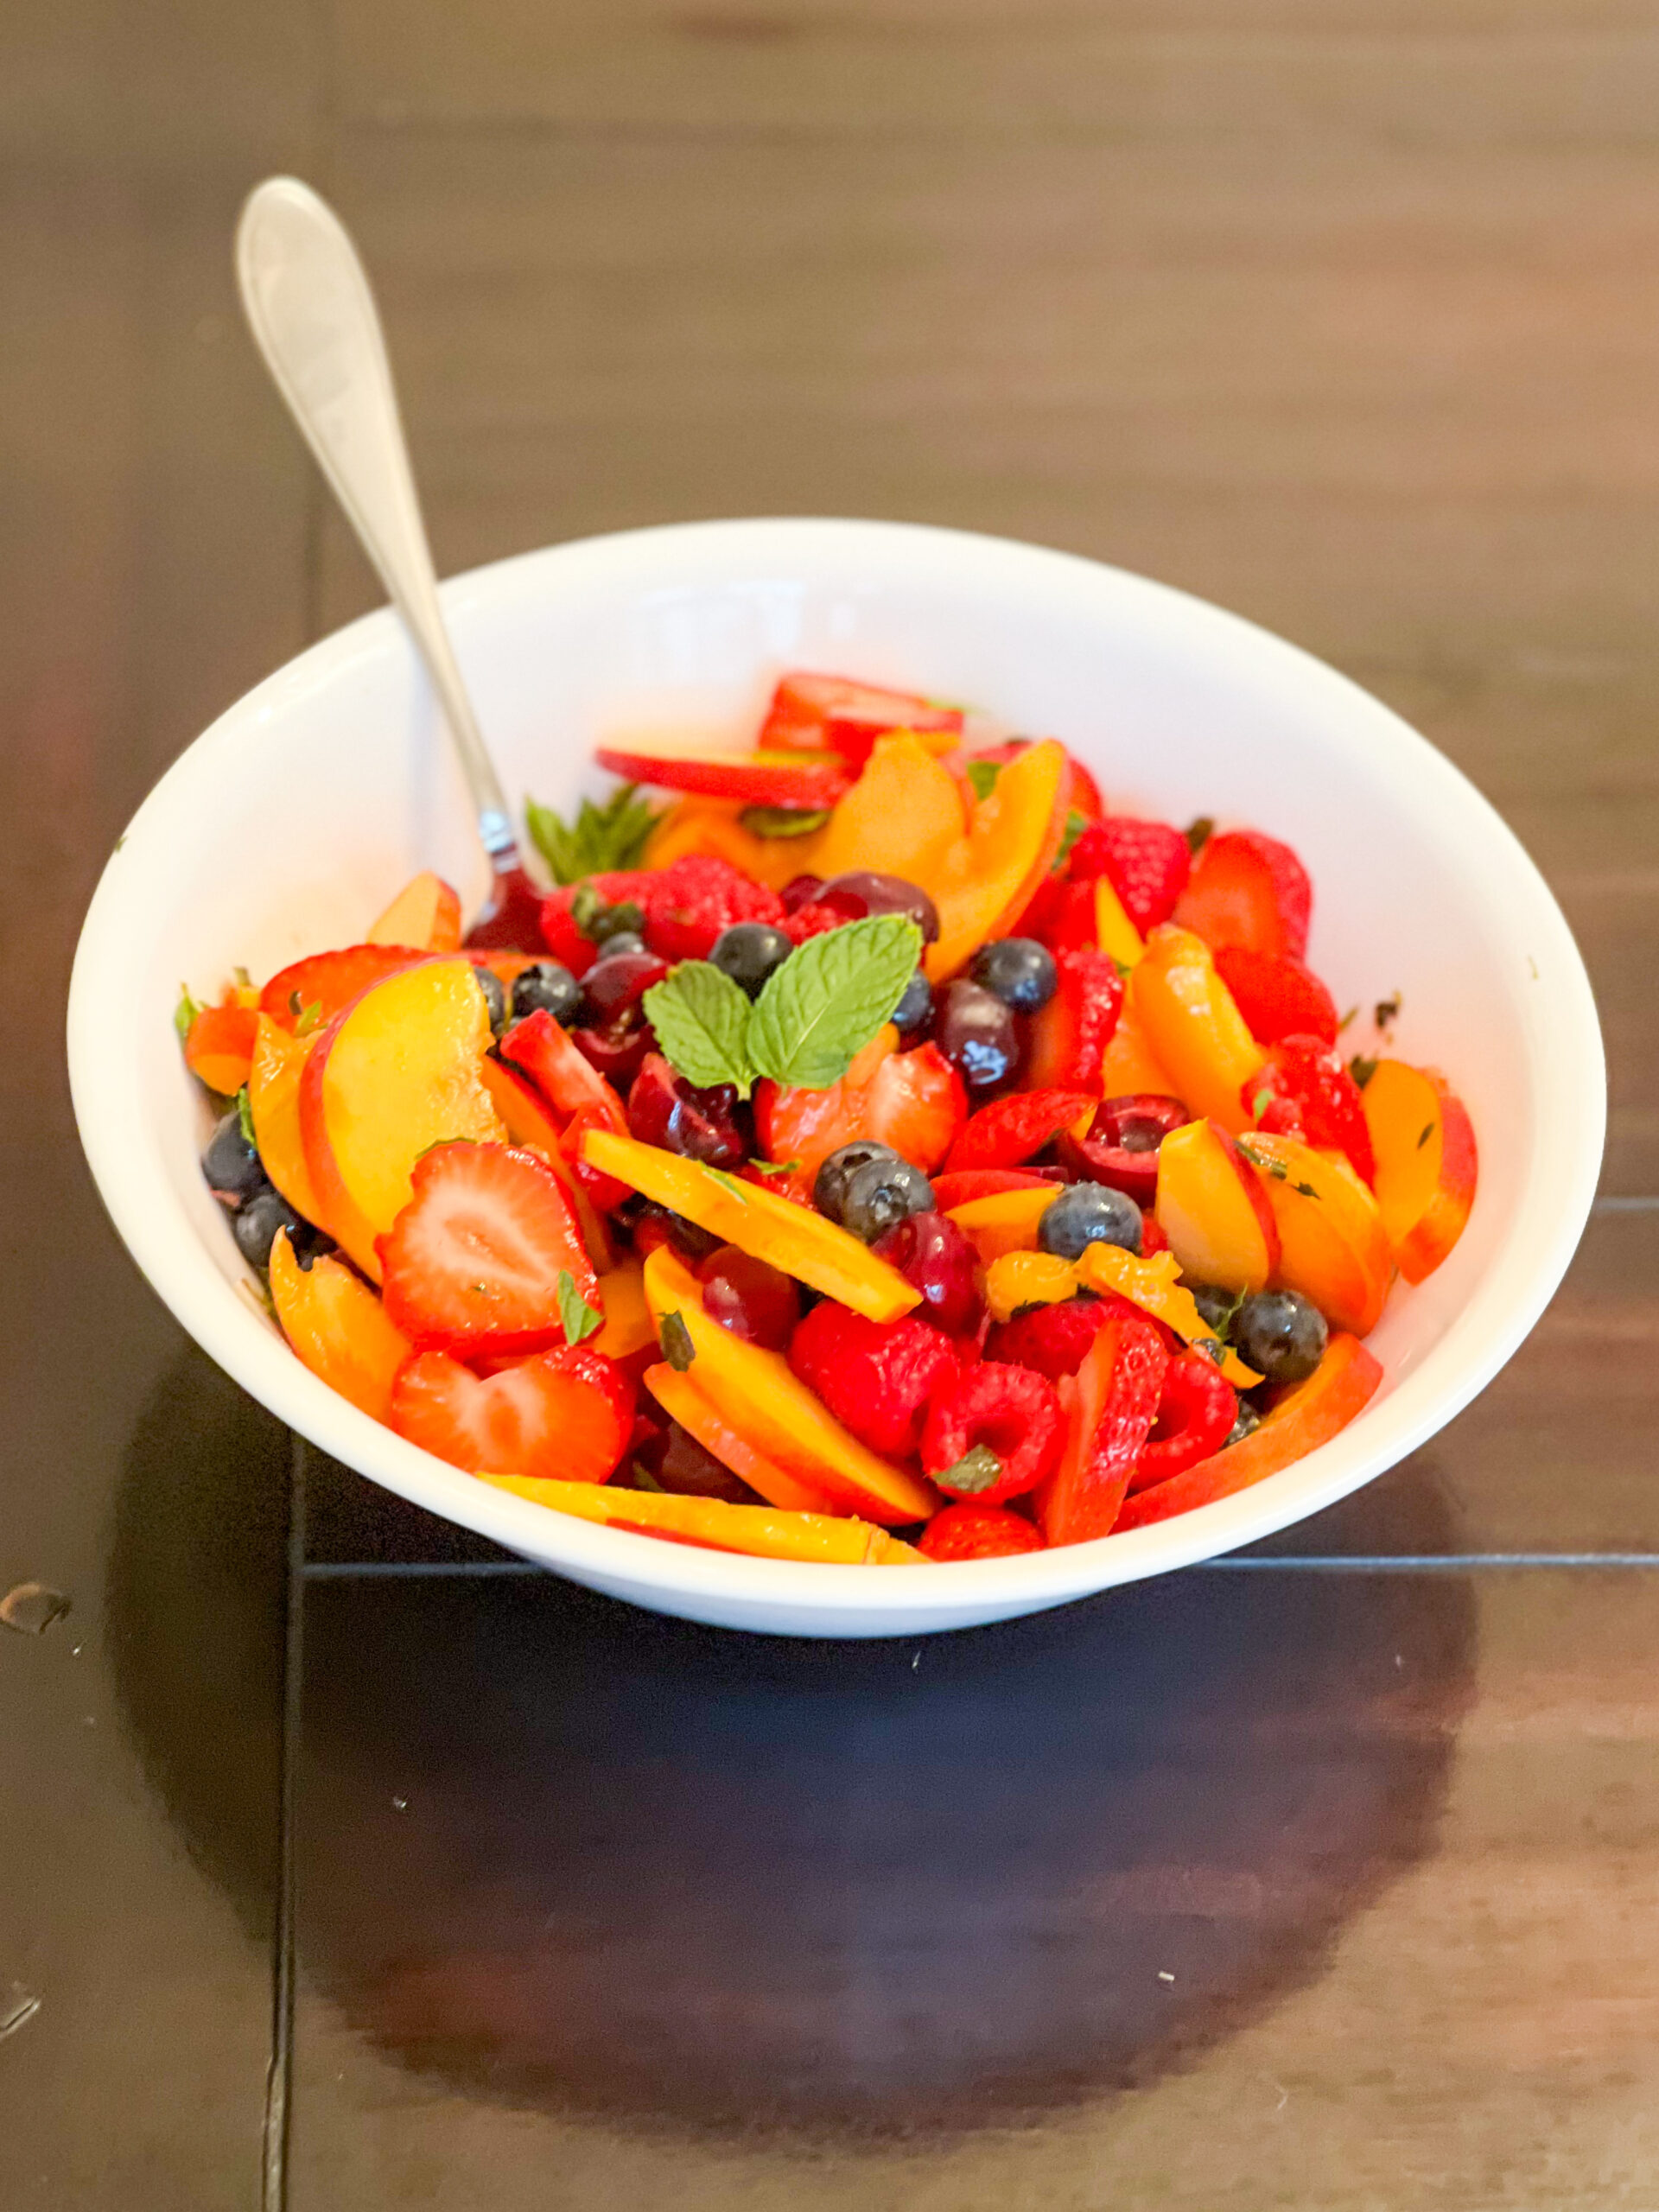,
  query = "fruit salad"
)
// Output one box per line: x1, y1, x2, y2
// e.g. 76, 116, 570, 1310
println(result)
180, 670, 1478, 1567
